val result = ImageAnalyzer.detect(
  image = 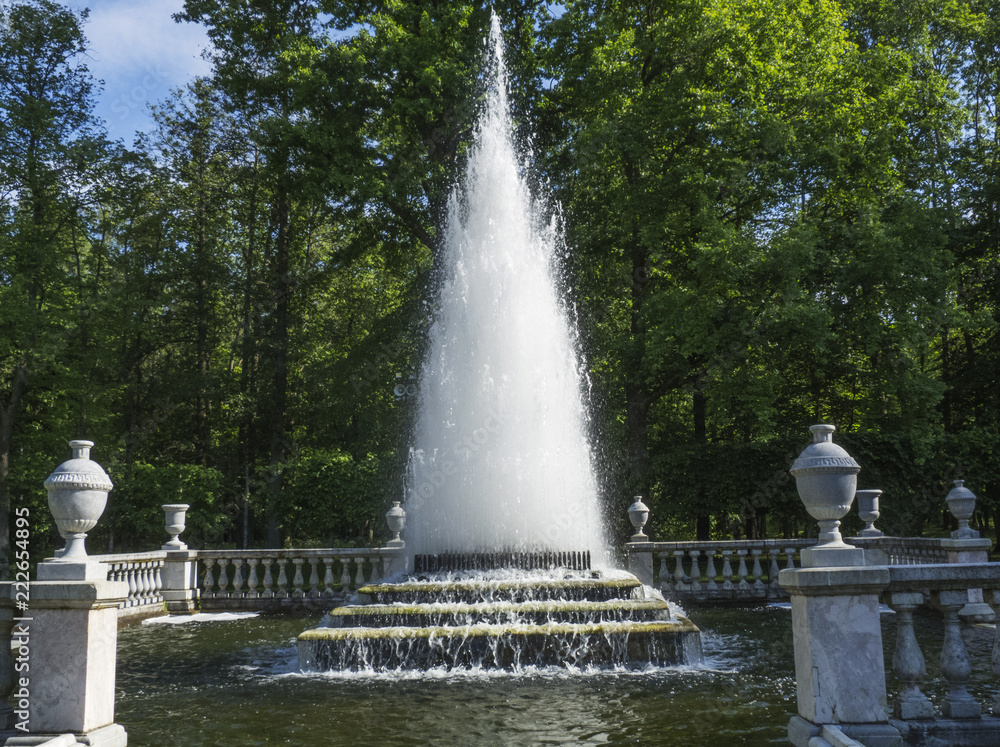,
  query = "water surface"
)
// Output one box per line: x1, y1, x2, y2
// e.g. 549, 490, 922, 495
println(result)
116, 606, 798, 746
